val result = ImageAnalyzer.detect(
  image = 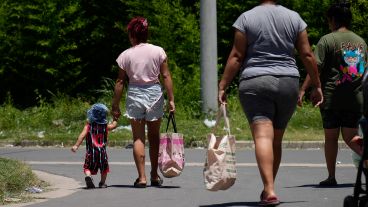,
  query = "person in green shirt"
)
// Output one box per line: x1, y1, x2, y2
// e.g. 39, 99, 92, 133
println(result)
298, 2, 368, 186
